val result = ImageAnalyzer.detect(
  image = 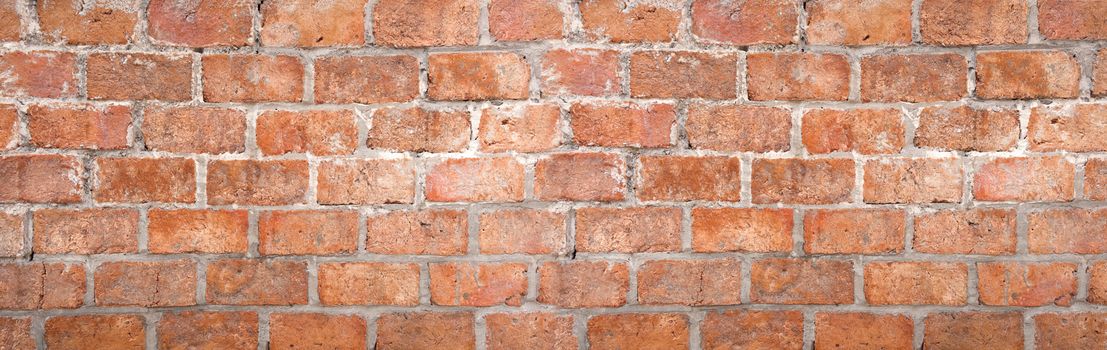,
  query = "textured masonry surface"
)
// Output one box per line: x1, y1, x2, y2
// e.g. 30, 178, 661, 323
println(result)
1, 0, 1107, 349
